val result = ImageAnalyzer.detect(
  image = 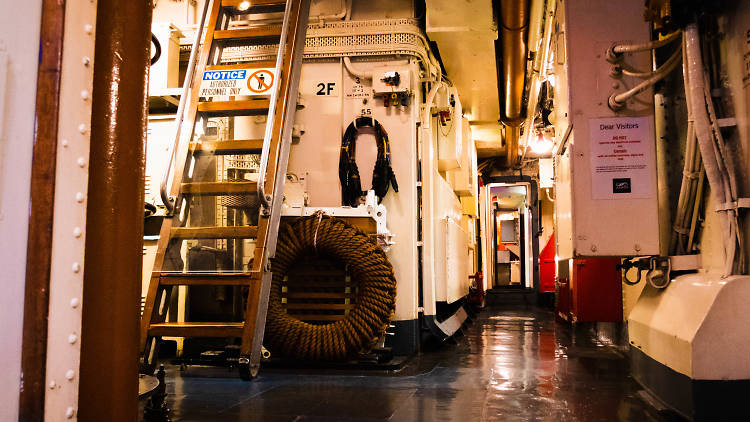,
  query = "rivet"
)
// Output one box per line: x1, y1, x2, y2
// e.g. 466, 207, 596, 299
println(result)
73, 227, 82, 238
72, 262, 81, 273
77, 157, 86, 167
78, 124, 87, 134
82, 56, 90, 66
80, 90, 90, 100
49, 380, 57, 389
70, 298, 80, 308
75, 192, 84, 203
65, 407, 75, 419
62, 139, 69, 148
65, 370, 75, 381
68, 333, 78, 344
84, 24, 93, 34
